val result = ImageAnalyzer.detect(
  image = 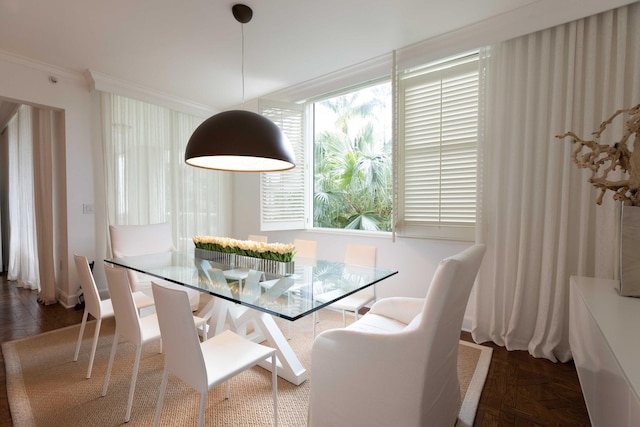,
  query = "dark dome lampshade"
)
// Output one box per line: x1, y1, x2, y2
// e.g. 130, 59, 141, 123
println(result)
184, 110, 296, 172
